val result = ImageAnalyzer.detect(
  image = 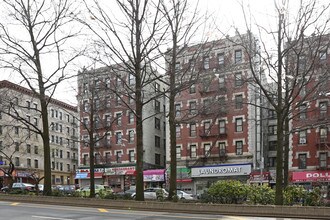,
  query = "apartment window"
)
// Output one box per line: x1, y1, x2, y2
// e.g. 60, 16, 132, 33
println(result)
34, 146, 38, 154
235, 50, 242, 63
105, 78, 111, 88
129, 150, 135, 162
175, 62, 180, 71
219, 120, 226, 134
190, 145, 197, 158
155, 82, 160, 92
59, 112, 62, 120
155, 136, 161, 148
67, 164, 71, 172
219, 142, 226, 156
176, 124, 181, 138
218, 75, 225, 88
129, 130, 134, 143
33, 103, 38, 111
15, 157, 20, 166
203, 56, 210, 69
34, 159, 38, 168
269, 157, 276, 167
319, 50, 327, 60
204, 143, 211, 156
94, 99, 100, 109
116, 132, 122, 144
189, 101, 197, 115
188, 59, 195, 71
320, 127, 328, 142
59, 150, 63, 158
66, 114, 70, 122
15, 142, 19, 151
105, 96, 111, 108
268, 125, 277, 135
218, 53, 224, 66
26, 101, 30, 109
106, 152, 111, 164
204, 121, 210, 134
235, 72, 243, 87
27, 158, 31, 167
155, 100, 160, 112
175, 104, 181, 117
235, 118, 243, 132
128, 111, 134, 124
235, 141, 243, 155
155, 118, 160, 130
176, 146, 181, 159
299, 103, 307, 119
83, 100, 89, 112
116, 151, 122, 163
319, 152, 327, 168
189, 123, 196, 137
67, 152, 70, 159
83, 154, 88, 165
269, 141, 277, 151
235, 94, 243, 109
115, 96, 120, 106
129, 73, 135, 85
14, 126, 19, 135
83, 82, 88, 94
95, 153, 101, 164
299, 130, 307, 144
116, 113, 122, 126
27, 144, 31, 153
320, 101, 327, 117
189, 84, 196, 94
268, 109, 276, 119
155, 153, 161, 165
298, 154, 307, 169
116, 76, 122, 87
0, 126, 2, 135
